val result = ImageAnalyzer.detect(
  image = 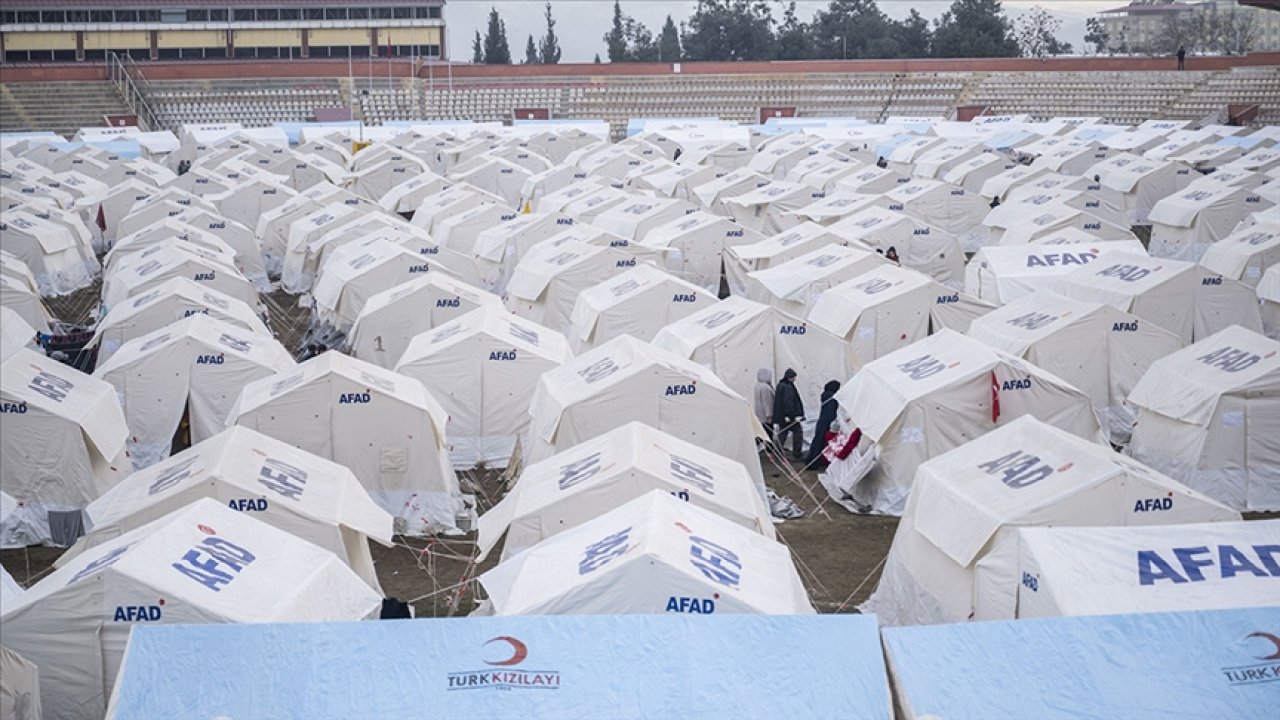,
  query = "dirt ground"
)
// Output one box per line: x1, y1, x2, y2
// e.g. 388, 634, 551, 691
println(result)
0, 461, 898, 618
